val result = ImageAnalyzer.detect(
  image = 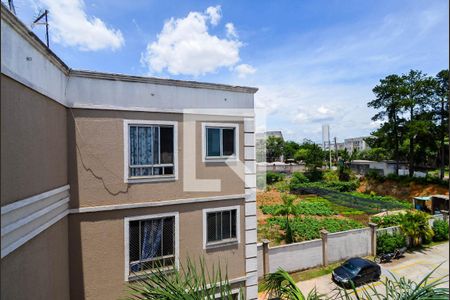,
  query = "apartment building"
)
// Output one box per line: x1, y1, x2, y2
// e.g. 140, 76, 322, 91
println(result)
344, 137, 370, 152
1, 5, 258, 300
